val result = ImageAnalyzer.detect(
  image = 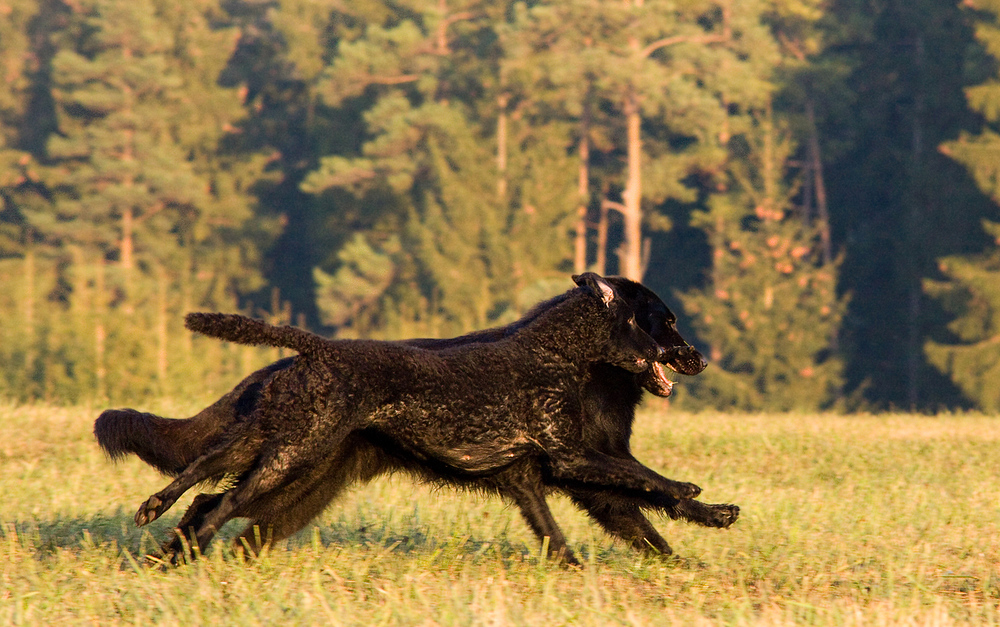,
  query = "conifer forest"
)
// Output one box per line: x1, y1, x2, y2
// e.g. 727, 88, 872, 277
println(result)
1, 0, 999, 411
